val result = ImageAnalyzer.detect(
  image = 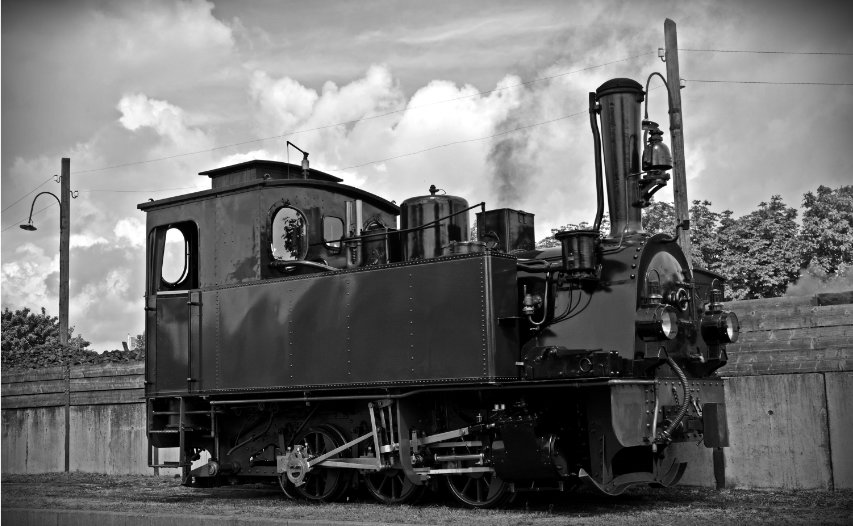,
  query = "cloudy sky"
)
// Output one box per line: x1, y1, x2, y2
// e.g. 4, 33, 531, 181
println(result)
2, 0, 851, 351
